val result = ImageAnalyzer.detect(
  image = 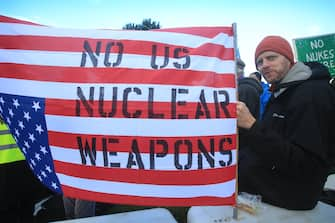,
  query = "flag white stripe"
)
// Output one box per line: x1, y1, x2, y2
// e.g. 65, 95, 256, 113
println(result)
0, 78, 237, 102
50, 146, 237, 170
0, 49, 235, 74
46, 115, 236, 137
0, 23, 234, 48
57, 173, 236, 198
